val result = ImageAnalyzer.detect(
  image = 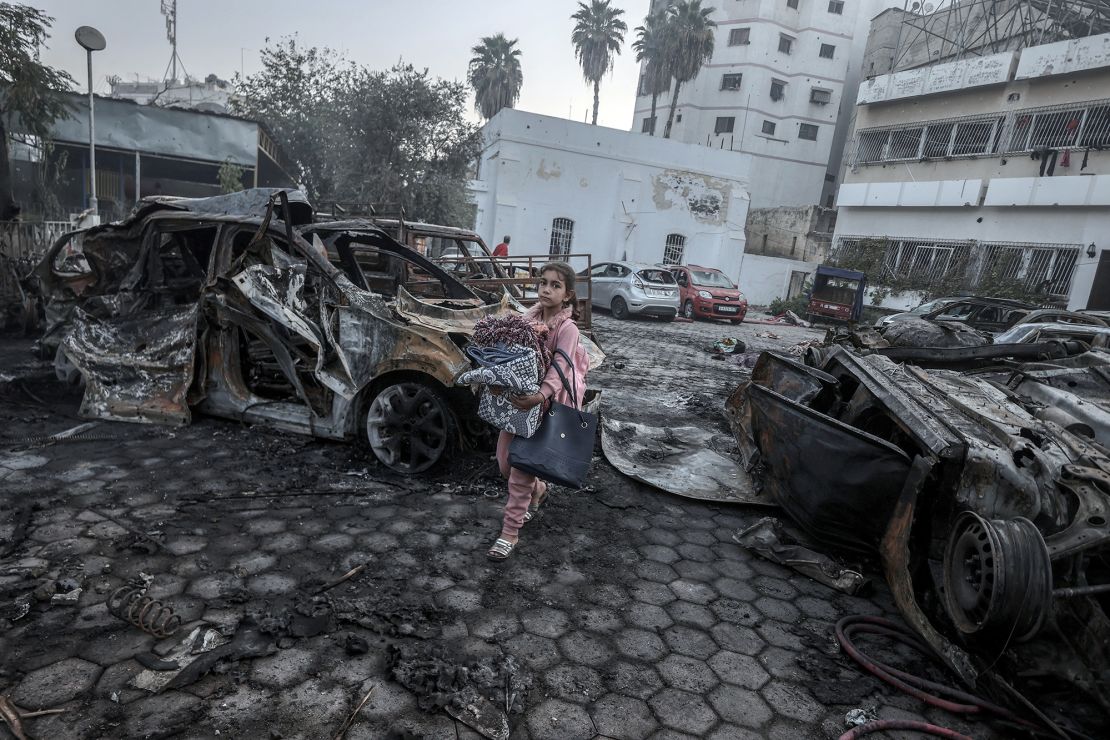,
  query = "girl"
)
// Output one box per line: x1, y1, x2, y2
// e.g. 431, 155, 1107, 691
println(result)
487, 261, 589, 561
